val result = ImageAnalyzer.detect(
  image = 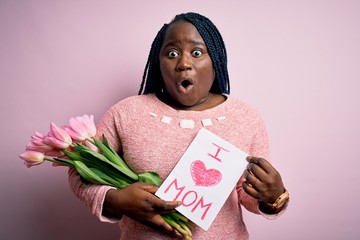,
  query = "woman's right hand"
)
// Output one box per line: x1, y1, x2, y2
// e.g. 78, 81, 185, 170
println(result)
103, 182, 182, 237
